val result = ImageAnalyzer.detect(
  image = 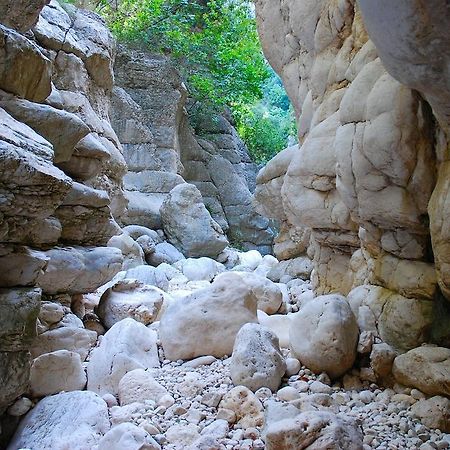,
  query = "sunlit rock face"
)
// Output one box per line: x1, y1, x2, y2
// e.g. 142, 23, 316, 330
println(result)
0, 0, 125, 417
254, 0, 450, 340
